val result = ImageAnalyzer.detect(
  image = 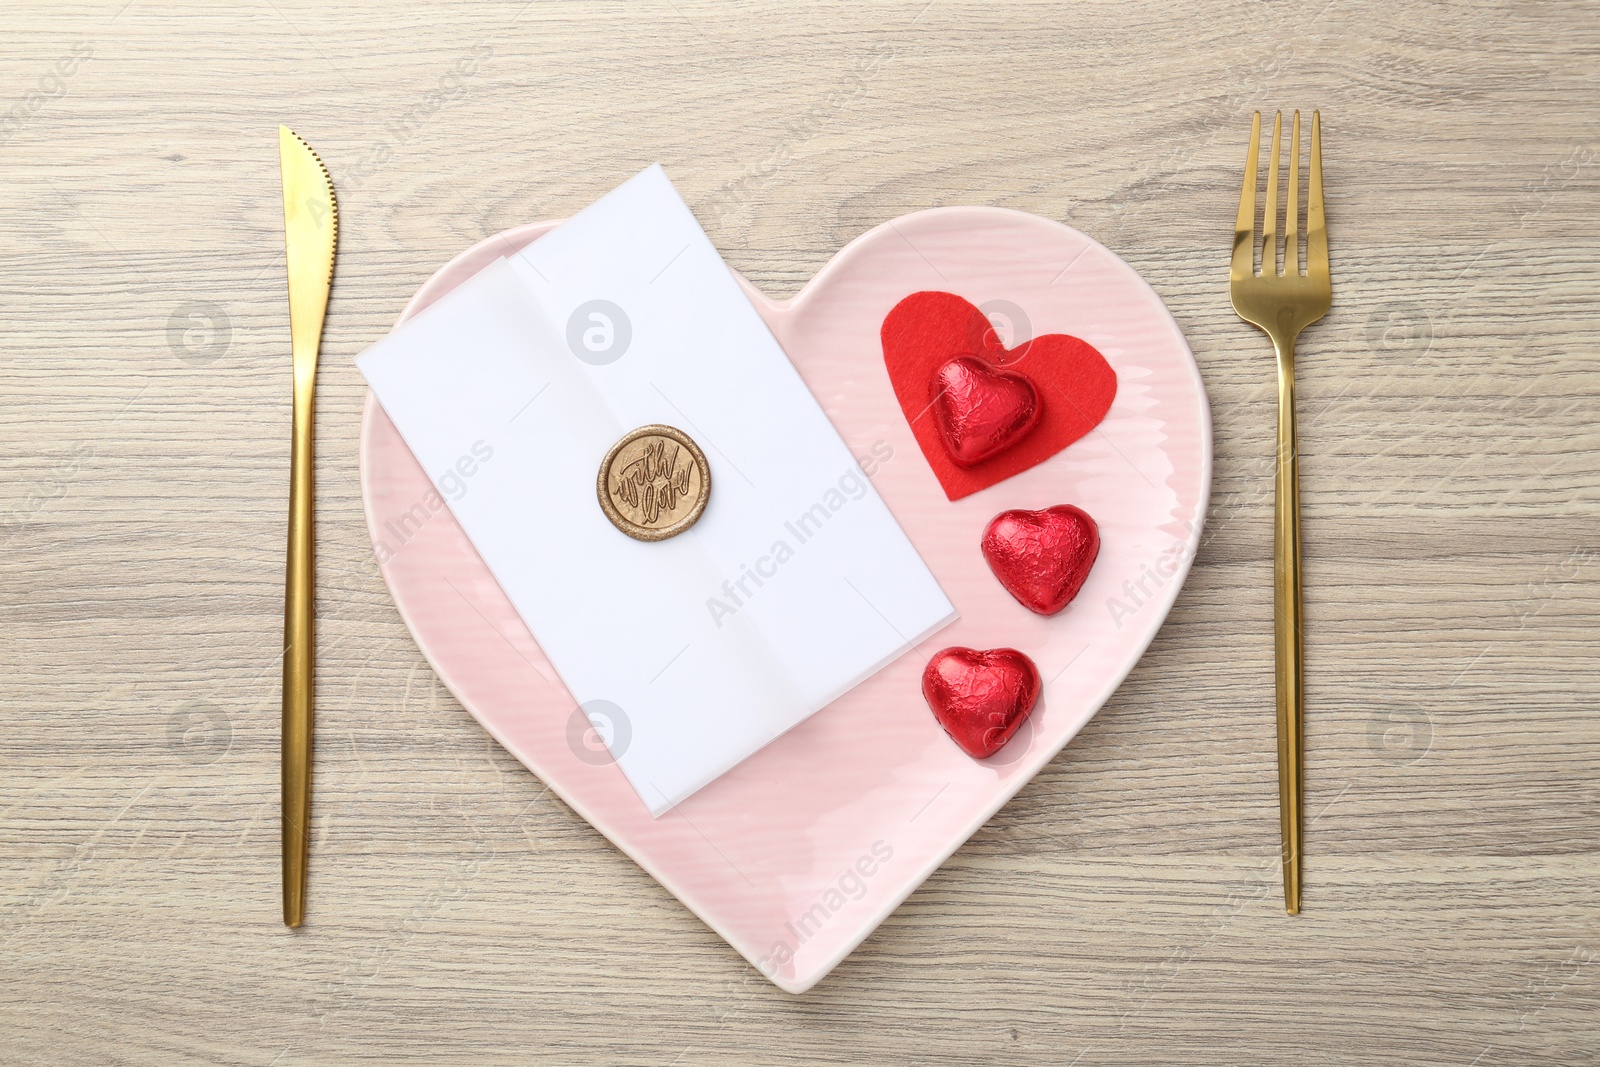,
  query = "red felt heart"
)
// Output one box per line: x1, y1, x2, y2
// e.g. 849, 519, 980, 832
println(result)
981, 505, 1101, 615
921, 647, 1042, 759
882, 291, 1117, 500
929, 356, 1042, 467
